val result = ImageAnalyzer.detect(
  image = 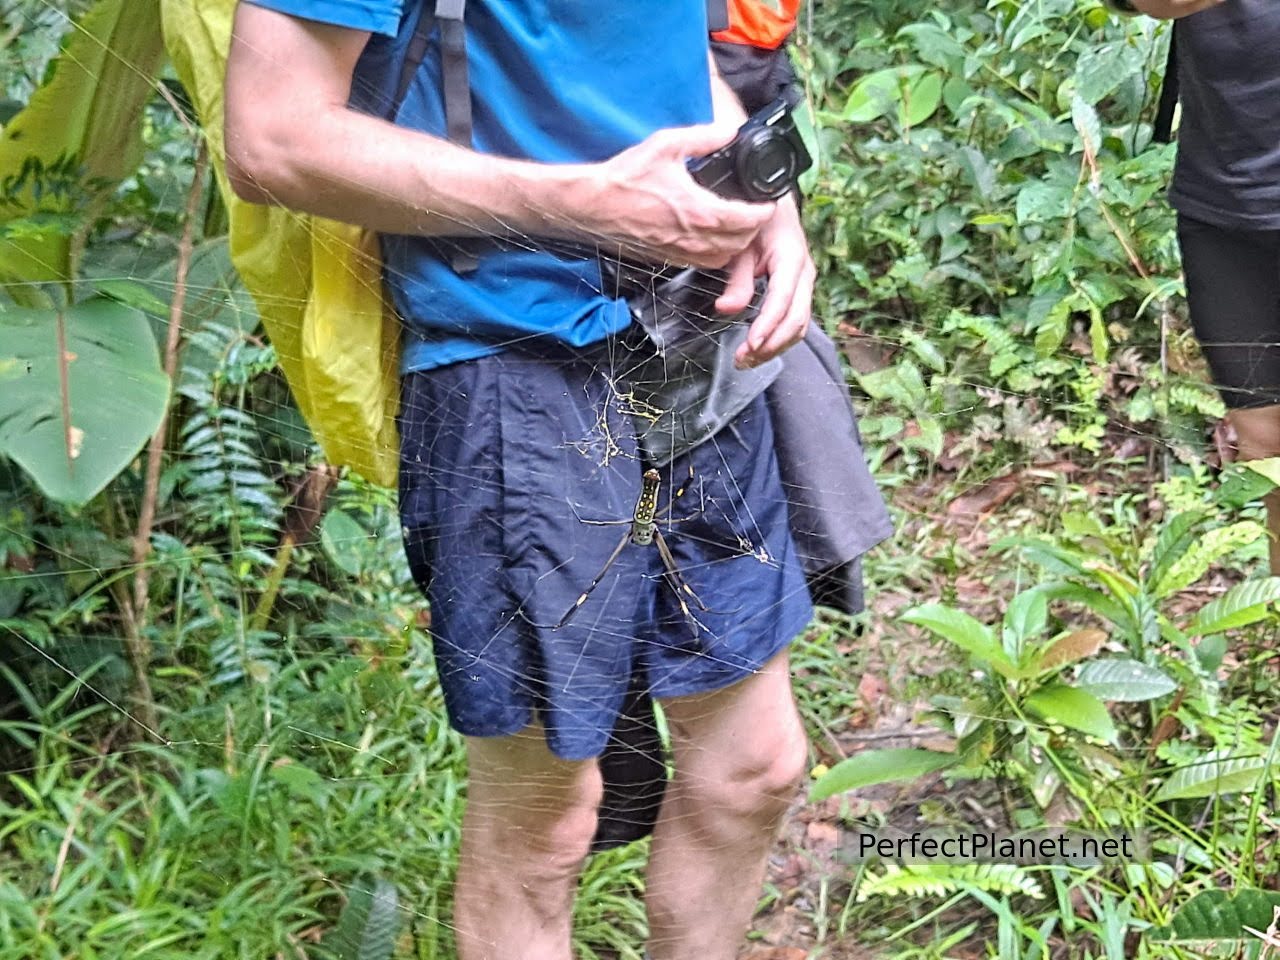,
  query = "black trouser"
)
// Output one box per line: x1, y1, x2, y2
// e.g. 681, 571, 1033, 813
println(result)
1178, 214, 1280, 409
